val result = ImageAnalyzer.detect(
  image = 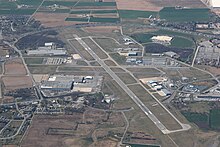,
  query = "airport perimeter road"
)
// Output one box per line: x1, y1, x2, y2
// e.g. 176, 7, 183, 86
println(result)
71, 35, 171, 134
